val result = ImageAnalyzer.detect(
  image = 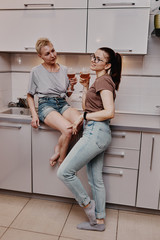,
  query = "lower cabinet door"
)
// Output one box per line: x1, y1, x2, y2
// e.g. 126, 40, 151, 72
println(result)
103, 167, 138, 206
0, 122, 31, 192
32, 127, 74, 198
136, 133, 160, 209
77, 165, 138, 207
